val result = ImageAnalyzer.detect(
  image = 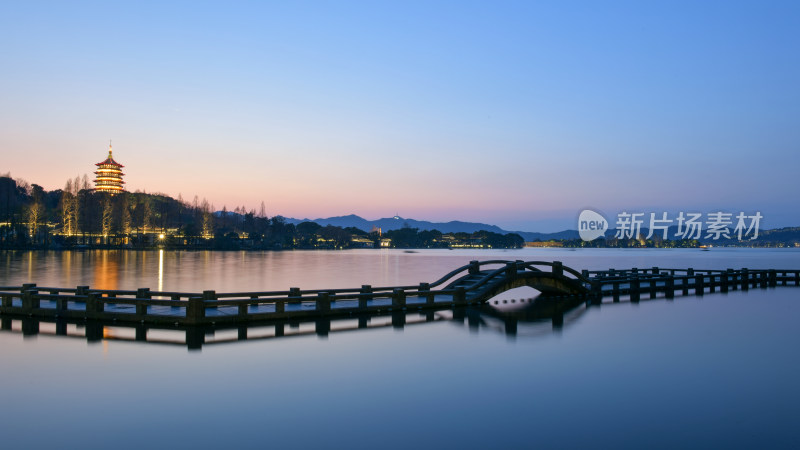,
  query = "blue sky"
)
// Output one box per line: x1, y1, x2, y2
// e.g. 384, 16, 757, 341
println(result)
1, 1, 798, 231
